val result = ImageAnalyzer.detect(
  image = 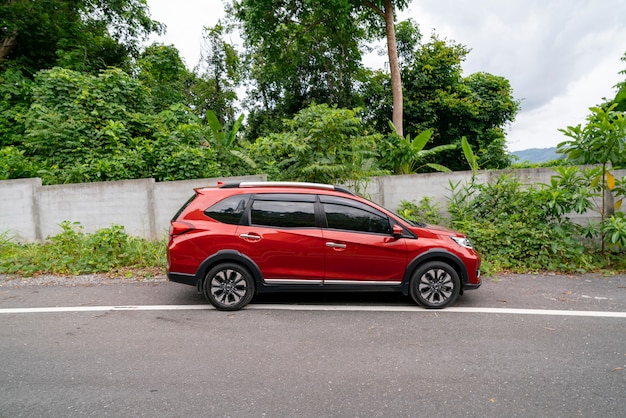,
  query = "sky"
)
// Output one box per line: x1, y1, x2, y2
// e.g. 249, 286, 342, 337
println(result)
146, 0, 626, 152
